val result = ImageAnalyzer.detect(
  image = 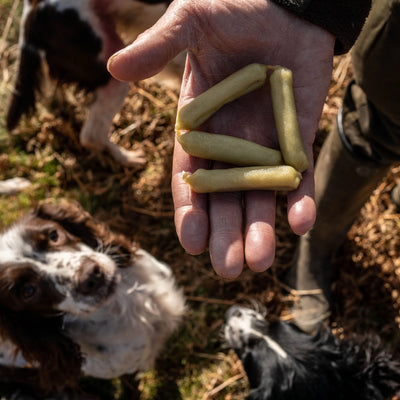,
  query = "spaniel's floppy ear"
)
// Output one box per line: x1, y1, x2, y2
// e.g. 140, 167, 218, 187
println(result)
35, 201, 134, 267
0, 309, 82, 393
34, 202, 100, 249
